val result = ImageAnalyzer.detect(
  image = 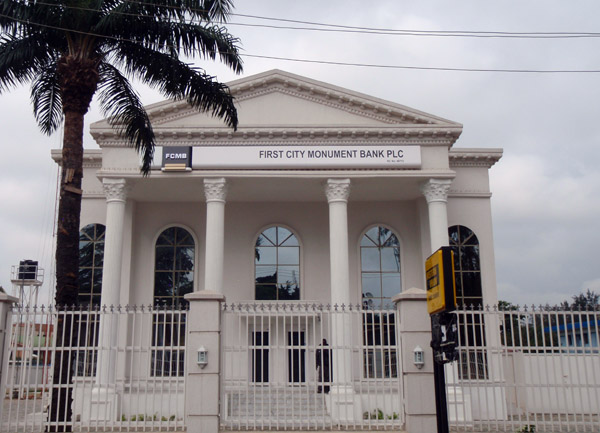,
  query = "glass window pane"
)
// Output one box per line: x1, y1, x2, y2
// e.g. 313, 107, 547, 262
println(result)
94, 242, 104, 267
157, 227, 176, 245
176, 247, 195, 271
361, 228, 379, 246
380, 248, 400, 272
449, 226, 459, 245
277, 266, 299, 286
256, 284, 277, 300
262, 227, 277, 245
256, 233, 274, 247
364, 297, 383, 310
92, 269, 103, 294
176, 228, 193, 246
280, 232, 299, 246
95, 224, 105, 239
79, 241, 93, 267
155, 246, 174, 270
278, 283, 300, 300
461, 246, 480, 271
378, 227, 392, 245
277, 227, 292, 245
459, 226, 475, 244
362, 273, 381, 299
383, 233, 400, 247
78, 268, 92, 293
80, 224, 95, 240
361, 248, 380, 272
382, 273, 401, 299
176, 272, 194, 297
278, 247, 299, 265
462, 272, 482, 297
255, 247, 276, 264
154, 272, 174, 298
255, 266, 277, 283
